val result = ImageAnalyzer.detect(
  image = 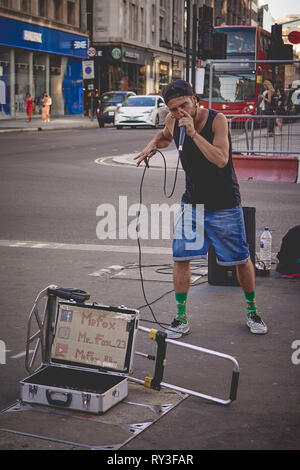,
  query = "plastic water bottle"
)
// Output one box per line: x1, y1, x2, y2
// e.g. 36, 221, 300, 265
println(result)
260, 227, 272, 270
